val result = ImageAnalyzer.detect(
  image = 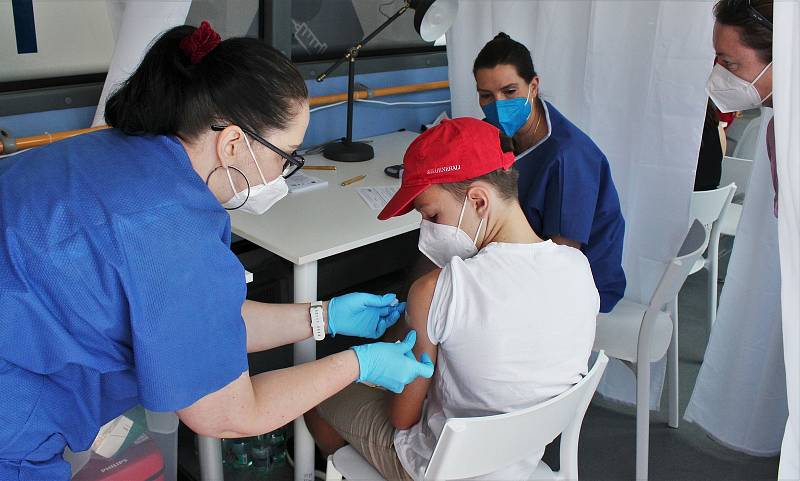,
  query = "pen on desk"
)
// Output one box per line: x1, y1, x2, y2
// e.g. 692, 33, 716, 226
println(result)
340, 174, 366, 187
302, 165, 337, 171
